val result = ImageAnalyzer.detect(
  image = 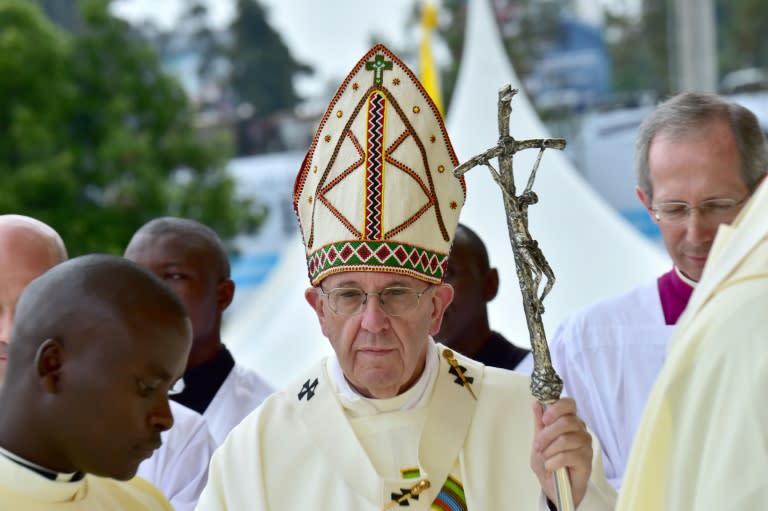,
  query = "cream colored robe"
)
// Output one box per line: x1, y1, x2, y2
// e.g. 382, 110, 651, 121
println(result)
618, 180, 768, 510
197, 343, 616, 510
0, 454, 173, 510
